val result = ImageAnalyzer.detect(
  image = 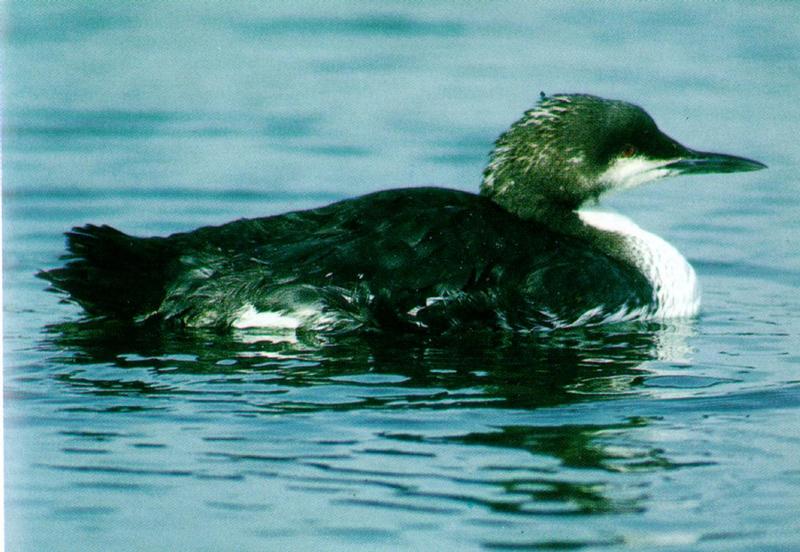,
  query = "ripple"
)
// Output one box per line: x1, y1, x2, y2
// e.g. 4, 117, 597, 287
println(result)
328, 373, 411, 384
360, 448, 436, 458
62, 448, 110, 455
51, 506, 118, 519
332, 498, 458, 514
484, 537, 623, 550
41, 463, 194, 478
59, 430, 127, 441
230, 15, 464, 38
206, 501, 270, 512
640, 375, 740, 389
